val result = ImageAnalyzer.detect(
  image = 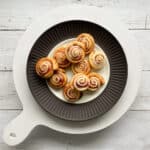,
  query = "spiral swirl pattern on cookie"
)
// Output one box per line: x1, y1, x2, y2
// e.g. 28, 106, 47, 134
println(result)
53, 46, 70, 68
72, 73, 89, 91
63, 83, 81, 102
77, 33, 95, 55
72, 59, 91, 75
88, 72, 105, 91
65, 41, 85, 63
89, 51, 105, 69
35, 57, 54, 78
49, 69, 67, 88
